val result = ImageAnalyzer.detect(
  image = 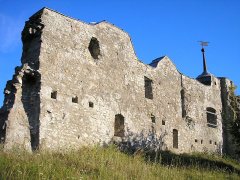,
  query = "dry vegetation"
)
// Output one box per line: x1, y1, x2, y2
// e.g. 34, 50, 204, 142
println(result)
0, 145, 240, 179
